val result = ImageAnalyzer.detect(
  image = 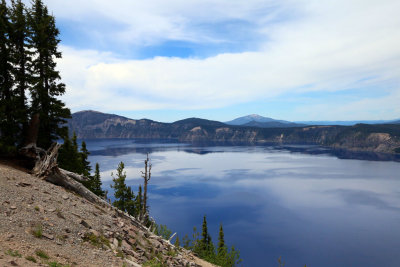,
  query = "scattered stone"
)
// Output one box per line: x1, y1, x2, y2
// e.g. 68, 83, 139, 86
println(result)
9, 260, 18, 266
6, 234, 14, 241
113, 238, 119, 248
42, 233, 54, 240
89, 229, 99, 236
10, 206, 17, 210
62, 195, 69, 200
125, 259, 141, 267
16, 182, 31, 187
80, 219, 91, 229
